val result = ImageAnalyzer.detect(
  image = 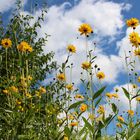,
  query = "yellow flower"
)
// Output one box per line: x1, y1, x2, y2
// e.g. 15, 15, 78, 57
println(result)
80, 104, 87, 112
132, 84, 138, 88
74, 94, 84, 99
69, 122, 78, 127
39, 86, 46, 94
2, 89, 9, 94
106, 93, 113, 99
17, 41, 33, 52
134, 49, 140, 57
116, 123, 122, 128
129, 32, 140, 47
1, 38, 12, 48
88, 113, 95, 120
127, 110, 134, 116
96, 72, 105, 80
9, 86, 18, 93
16, 100, 21, 105
112, 93, 119, 98
28, 75, 33, 81
78, 23, 93, 36
137, 76, 140, 82
67, 44, 76, 53
66, 84, 73, 91
57, 73, 66, 81
81, 61, 91, 70
97, 105, 105, 114
25, 93, 32, 98
35, 91, 41, 98
126, 18, 139, 28
63, 136, 69, 140
117, 116, 124, 122
136, 97, 140, 102
68, 114, 74, 120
